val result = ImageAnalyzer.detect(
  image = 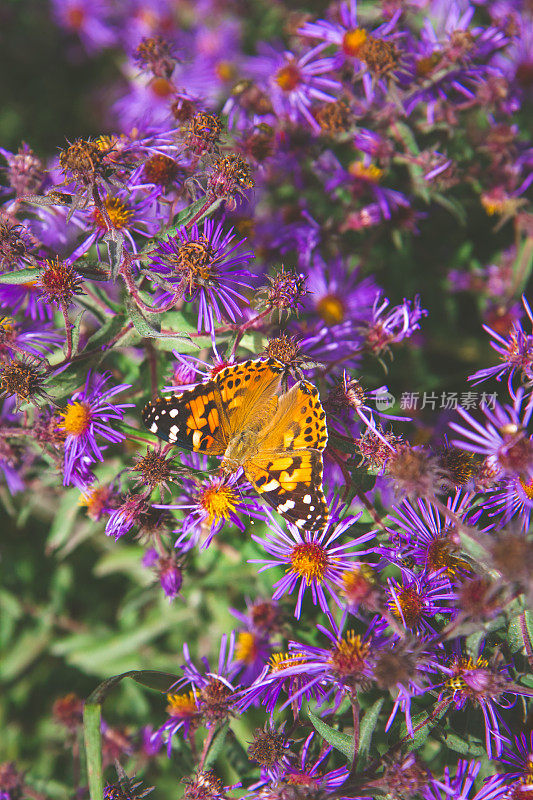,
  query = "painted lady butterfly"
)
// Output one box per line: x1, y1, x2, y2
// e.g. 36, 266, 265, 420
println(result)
142, 358, 329, 531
